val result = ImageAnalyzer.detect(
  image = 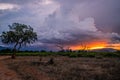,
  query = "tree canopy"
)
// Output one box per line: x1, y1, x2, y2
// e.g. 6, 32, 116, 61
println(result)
1, 23, 37, 58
